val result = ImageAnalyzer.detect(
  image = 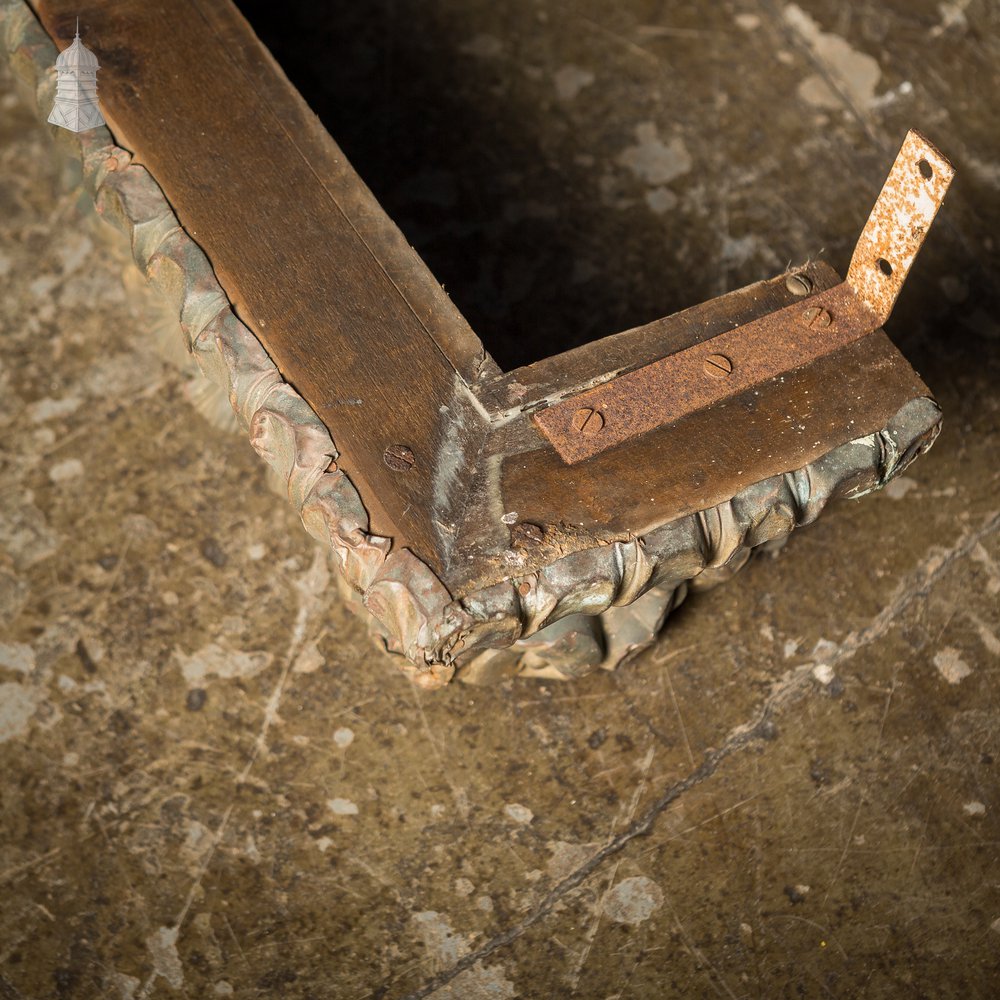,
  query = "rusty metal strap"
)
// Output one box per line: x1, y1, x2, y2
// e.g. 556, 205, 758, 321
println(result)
532, 283, 877, 464
534, 129, 954, 466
